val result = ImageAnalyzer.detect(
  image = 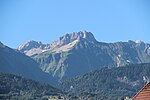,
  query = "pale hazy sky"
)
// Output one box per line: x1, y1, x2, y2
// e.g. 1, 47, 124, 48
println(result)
0, 0, 150, 48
